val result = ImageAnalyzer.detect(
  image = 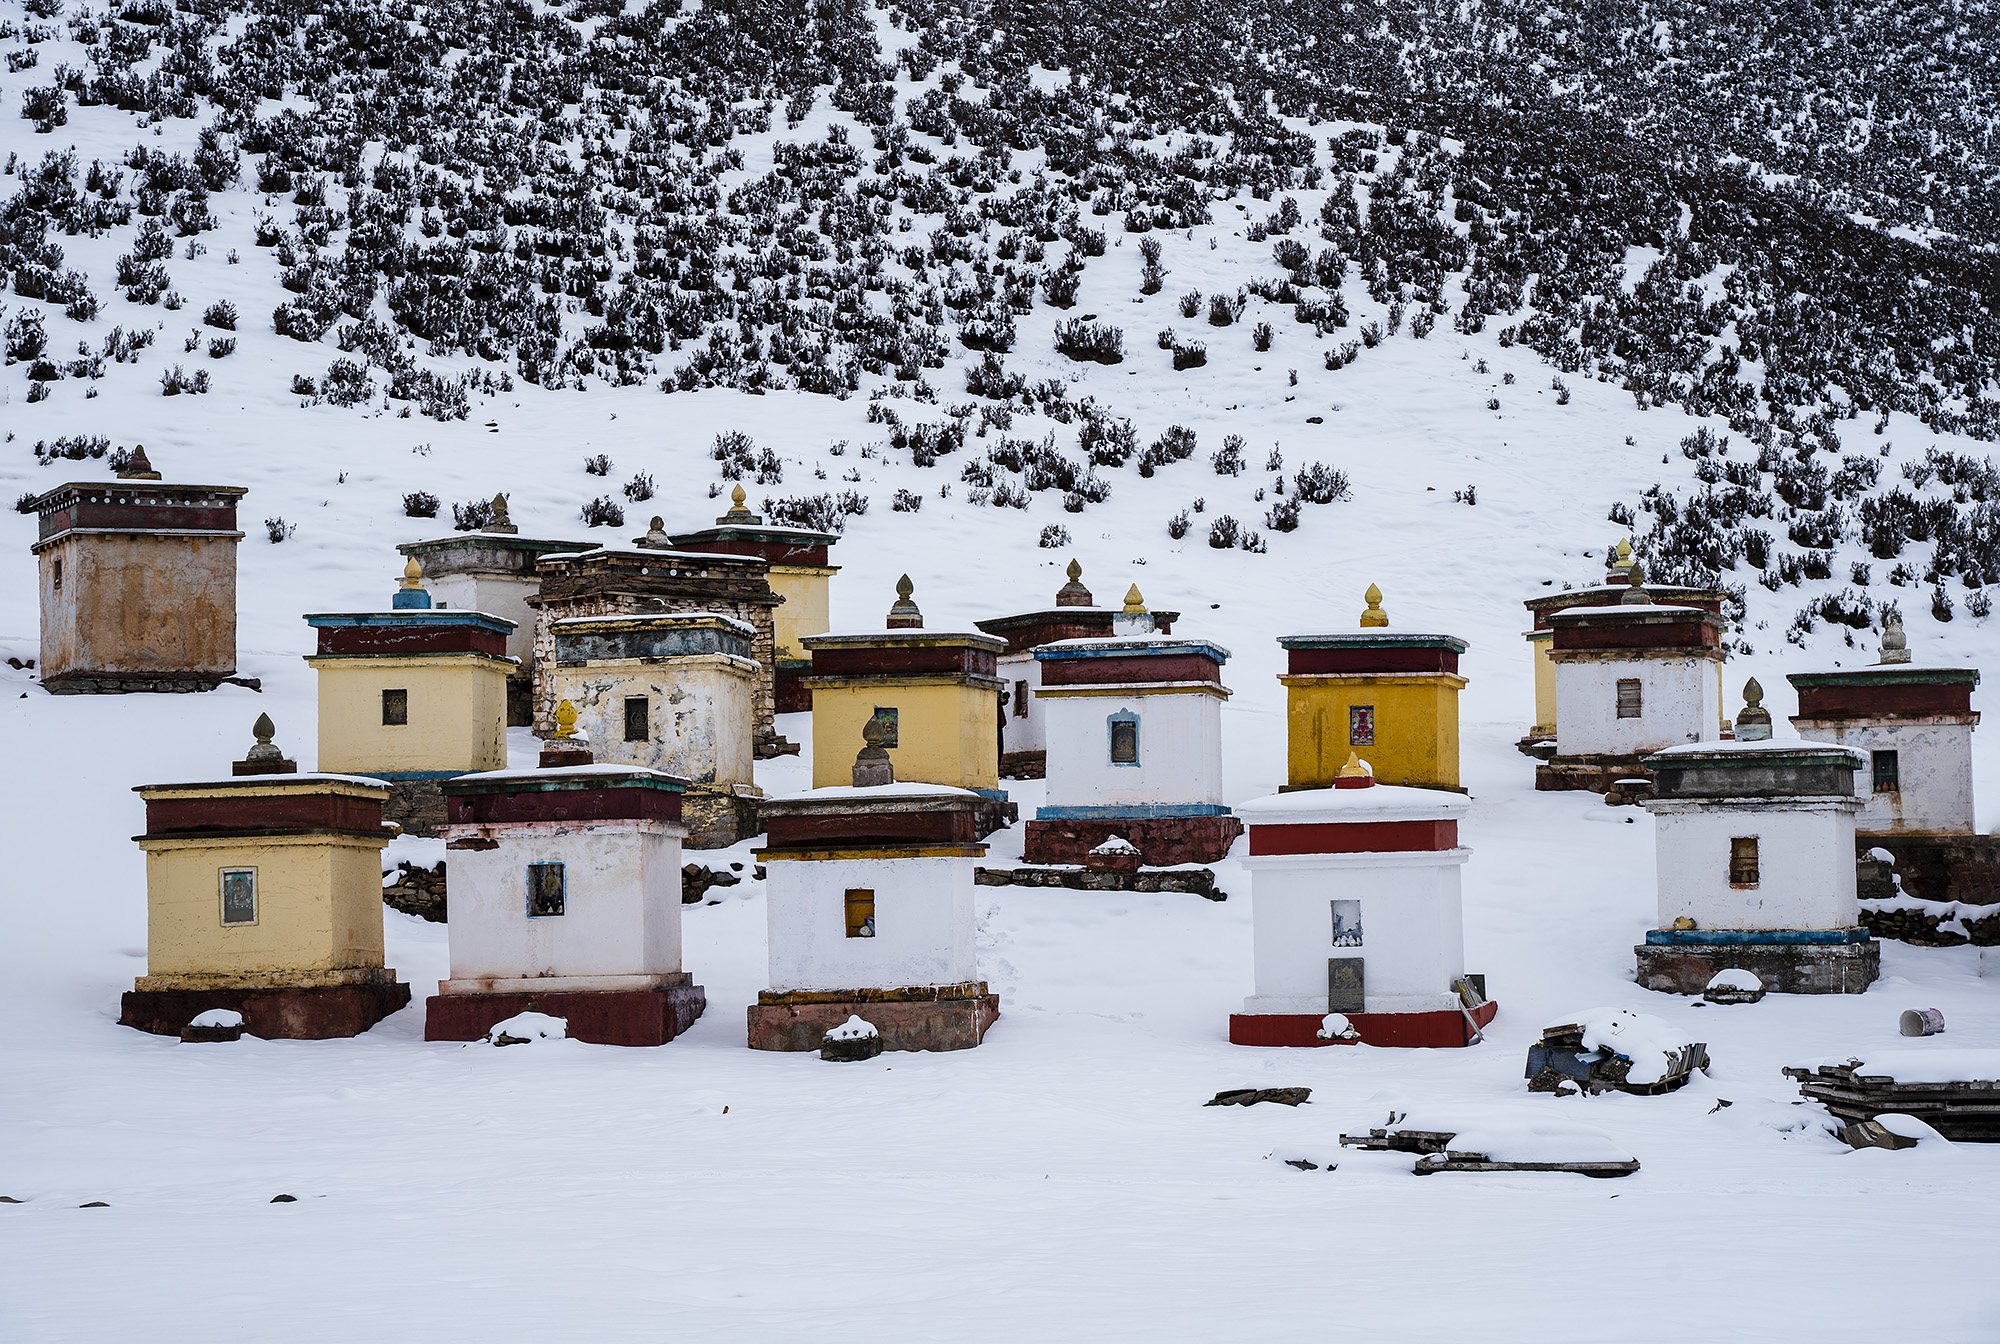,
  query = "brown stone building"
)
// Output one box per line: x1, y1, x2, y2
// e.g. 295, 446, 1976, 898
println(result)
26, 456, 247, 694
526, 545, 795, 758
